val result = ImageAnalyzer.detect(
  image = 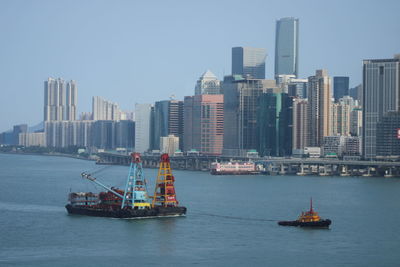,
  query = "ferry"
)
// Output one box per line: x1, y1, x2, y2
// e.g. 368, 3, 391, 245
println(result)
210, 161, 260, 175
